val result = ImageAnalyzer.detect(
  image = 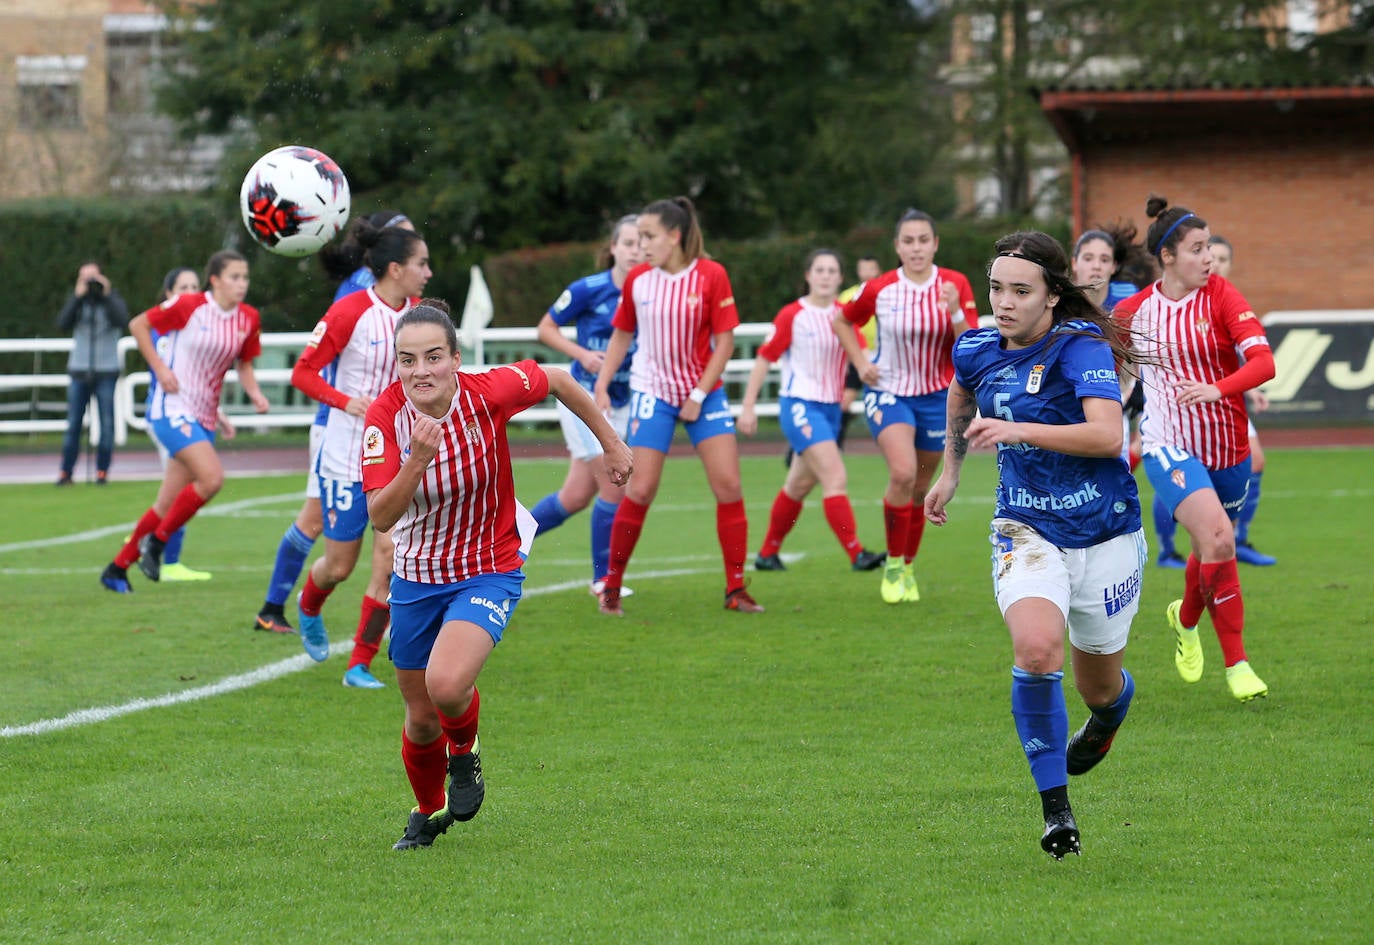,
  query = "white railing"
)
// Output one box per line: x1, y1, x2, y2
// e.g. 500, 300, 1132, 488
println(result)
0, 323, 781, 445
